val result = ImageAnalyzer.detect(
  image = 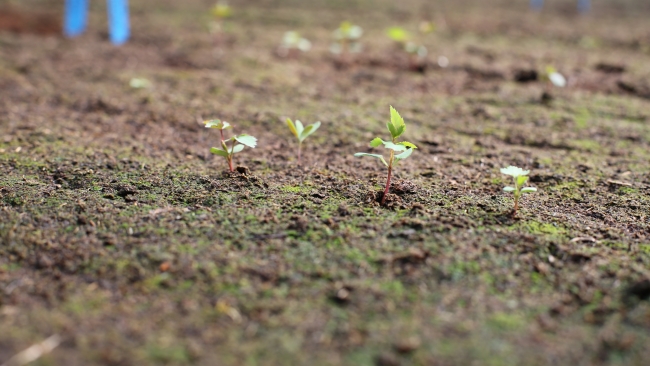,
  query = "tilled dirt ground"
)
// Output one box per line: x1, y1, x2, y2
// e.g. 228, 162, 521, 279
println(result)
1, 0, 650, 365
